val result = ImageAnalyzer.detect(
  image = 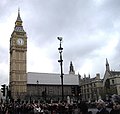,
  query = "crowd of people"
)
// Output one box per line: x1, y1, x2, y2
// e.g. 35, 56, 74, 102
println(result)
0, 101, 76, 114
0, 94, 120, 114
